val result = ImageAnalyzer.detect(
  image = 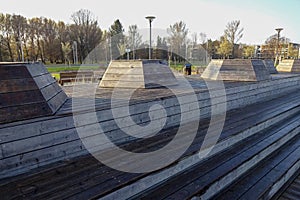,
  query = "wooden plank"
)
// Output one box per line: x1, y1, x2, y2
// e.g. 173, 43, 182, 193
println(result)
47, 90, 68, 112
0, 88, 298, 181
0, 102, 52, 124
144, 121, 300, 200
25, 63, 49, 77
0, 78, 38, 94
33, 73, 56, 89
1, 98, 298, 198
0, 65, 32, 80
0, 90, 45, 109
